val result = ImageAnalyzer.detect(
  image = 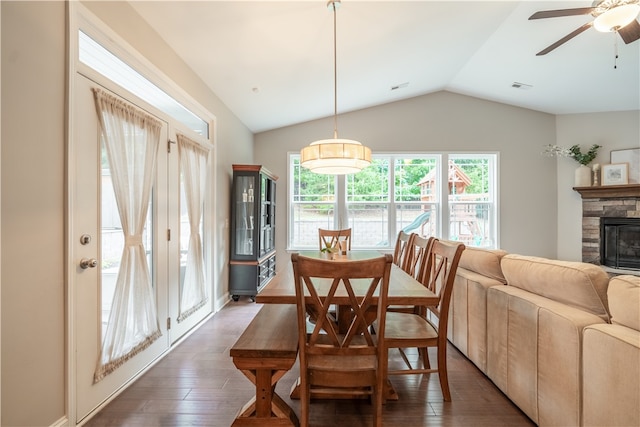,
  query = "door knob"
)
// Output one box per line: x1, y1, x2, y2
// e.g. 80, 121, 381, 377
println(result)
80, 258, 98, 269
